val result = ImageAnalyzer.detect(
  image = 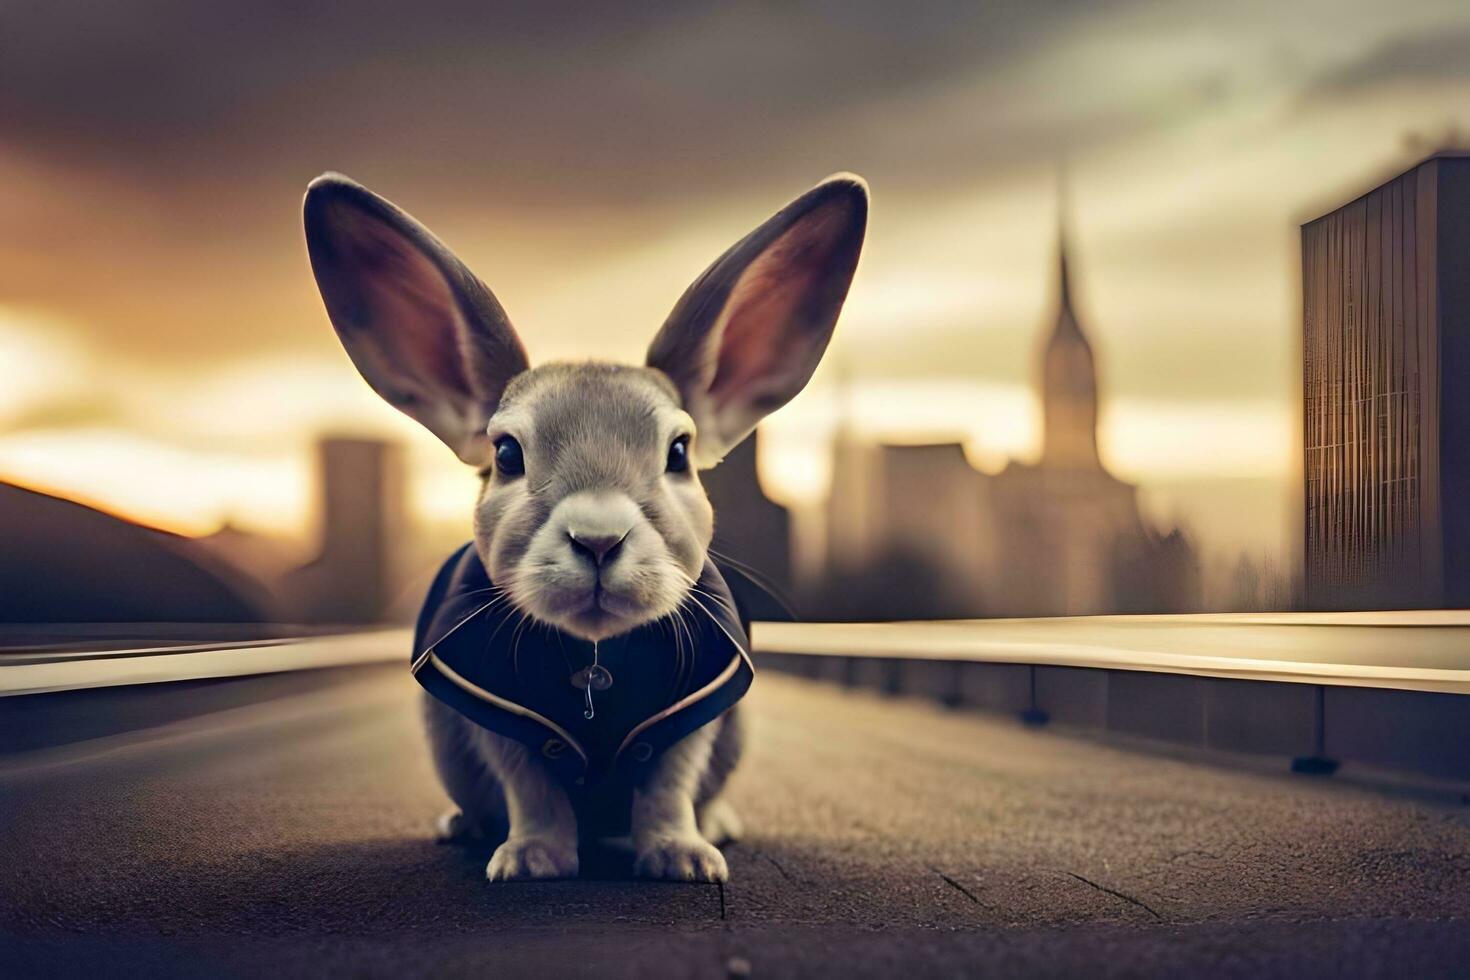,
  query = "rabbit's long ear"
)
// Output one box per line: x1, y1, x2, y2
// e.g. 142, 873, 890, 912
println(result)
303, 173, 530, 466
647, 175, 868, 467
